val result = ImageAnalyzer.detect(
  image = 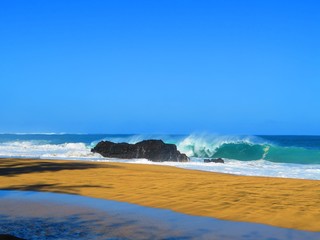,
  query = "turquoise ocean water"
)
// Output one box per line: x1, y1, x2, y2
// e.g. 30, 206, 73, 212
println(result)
0, 134, 319, 180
